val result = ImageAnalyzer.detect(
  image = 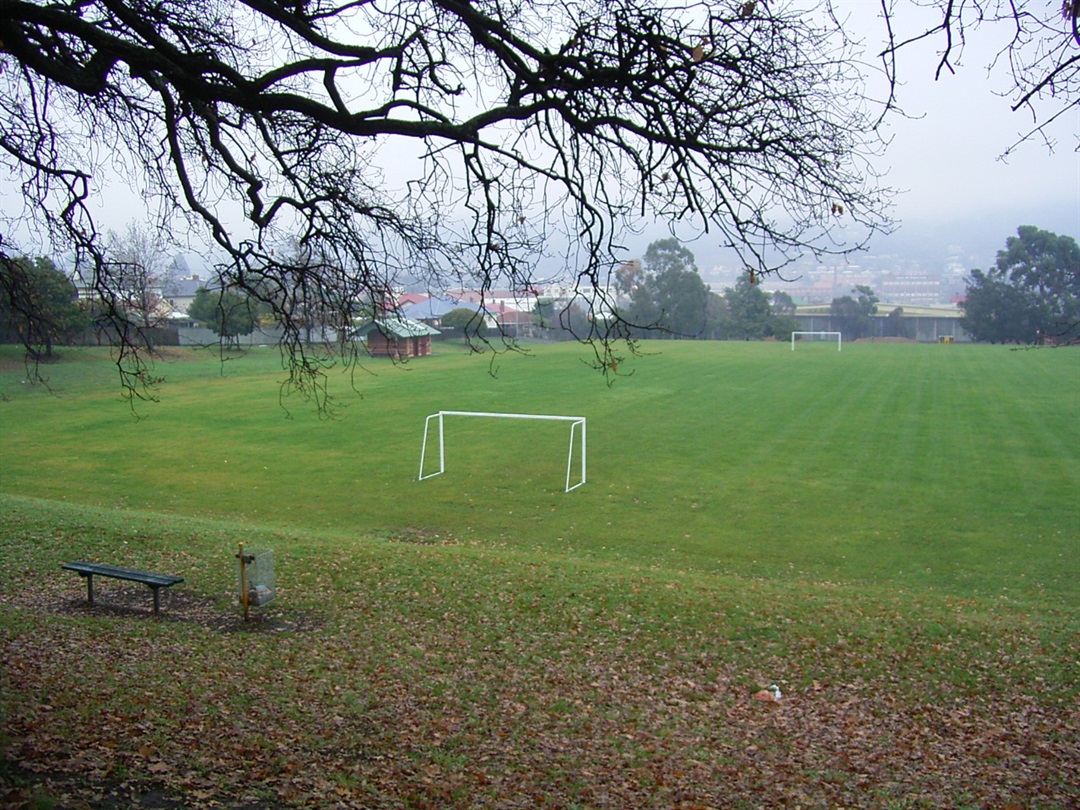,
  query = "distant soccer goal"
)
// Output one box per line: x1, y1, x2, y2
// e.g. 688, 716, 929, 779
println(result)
791, 331, 842, 351
419, 411, 587, 492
